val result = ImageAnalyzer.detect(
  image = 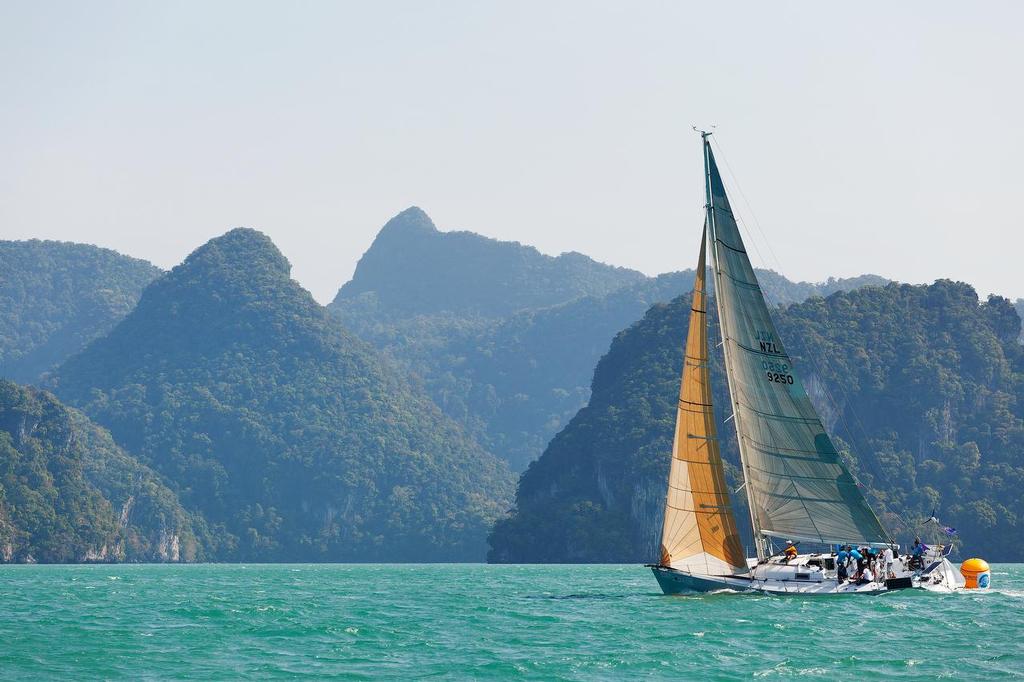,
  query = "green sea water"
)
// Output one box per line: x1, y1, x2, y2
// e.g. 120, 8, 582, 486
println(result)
1, 563, 1022, 680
